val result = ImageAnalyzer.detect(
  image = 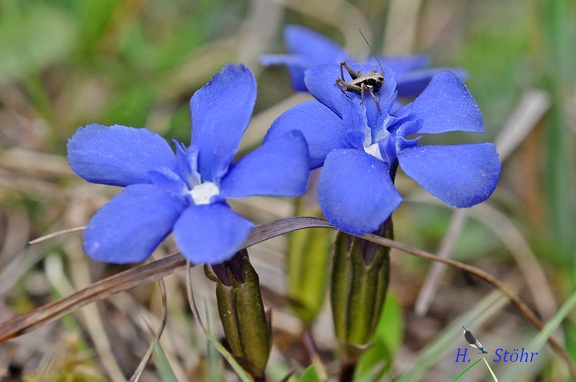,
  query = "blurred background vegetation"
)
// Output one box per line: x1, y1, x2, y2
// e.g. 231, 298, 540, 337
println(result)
0, 0, 575, 381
